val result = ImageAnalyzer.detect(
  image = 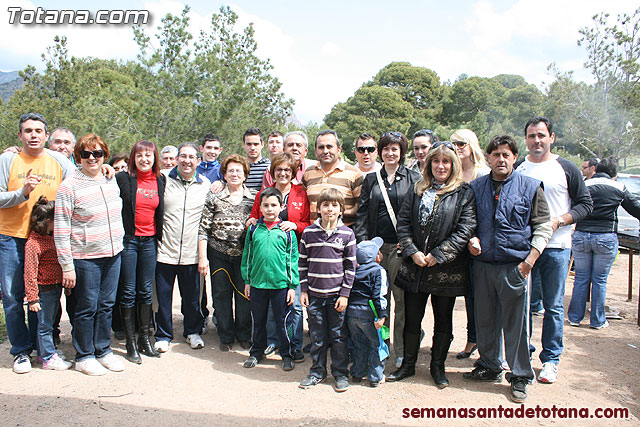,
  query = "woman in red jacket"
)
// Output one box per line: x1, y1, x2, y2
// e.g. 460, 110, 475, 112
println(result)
249, 152, 309, 360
